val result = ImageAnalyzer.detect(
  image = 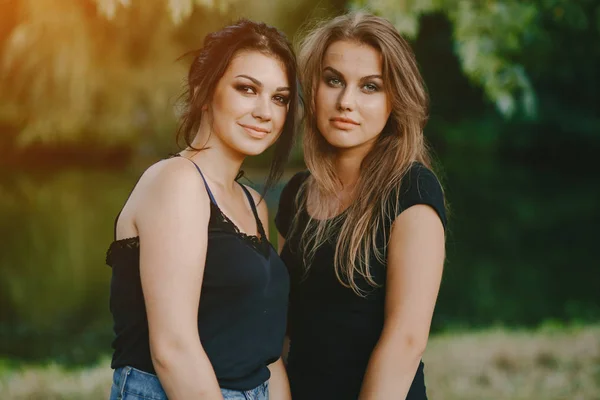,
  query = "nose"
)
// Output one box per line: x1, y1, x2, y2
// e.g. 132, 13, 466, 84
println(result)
336, 86, 355, 112
251, 95, 272, 121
